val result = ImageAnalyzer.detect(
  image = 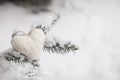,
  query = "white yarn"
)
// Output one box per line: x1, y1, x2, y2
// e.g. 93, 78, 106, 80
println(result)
11, 28, 45, 61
